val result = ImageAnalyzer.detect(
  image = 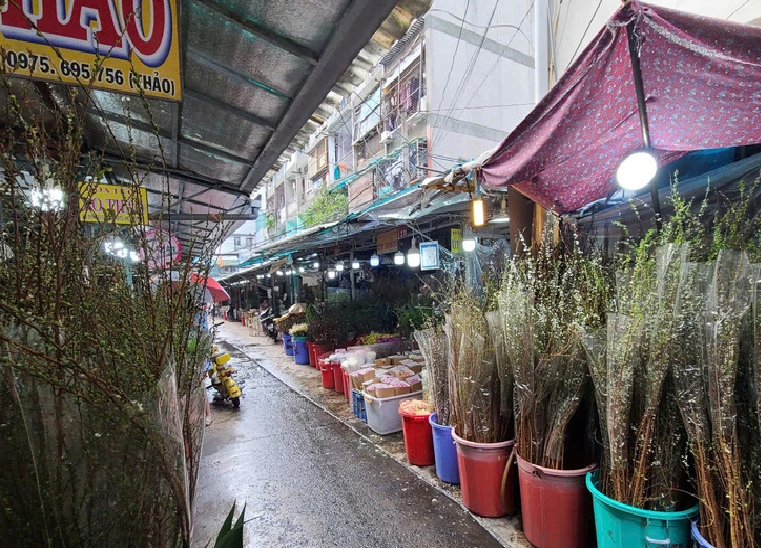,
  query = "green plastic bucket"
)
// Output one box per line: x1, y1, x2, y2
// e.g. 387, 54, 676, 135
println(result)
586, 472, 698, 548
